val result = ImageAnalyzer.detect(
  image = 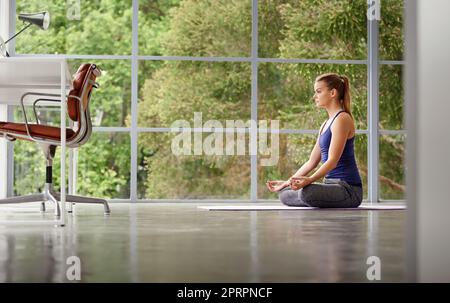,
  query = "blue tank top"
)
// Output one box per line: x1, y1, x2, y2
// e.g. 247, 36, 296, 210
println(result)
319, 111, 362, 187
